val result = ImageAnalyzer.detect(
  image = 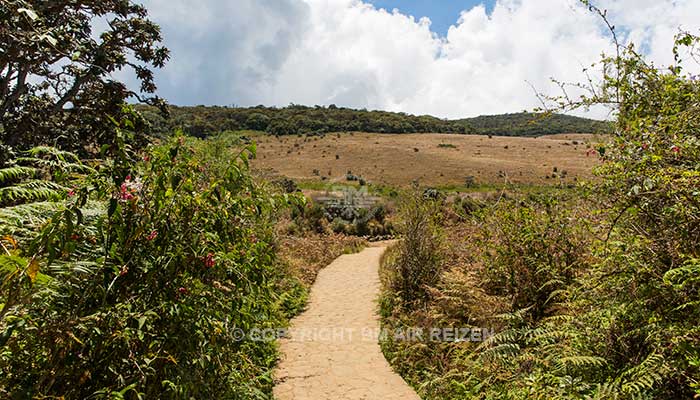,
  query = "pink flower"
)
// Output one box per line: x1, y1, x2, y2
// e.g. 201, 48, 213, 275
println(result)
178, 287, 188, 295
204, 252, 216, 268
67, 189, 76, 197
147, 230, 158, 241
119, 182, 136, 201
